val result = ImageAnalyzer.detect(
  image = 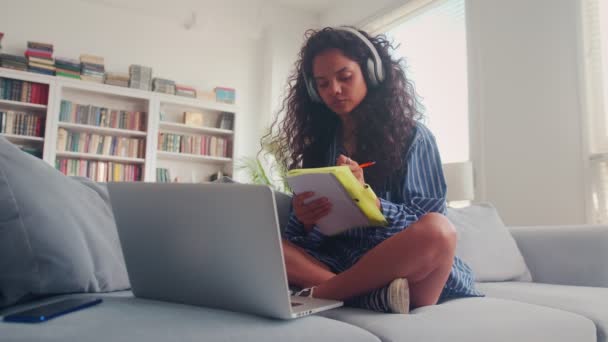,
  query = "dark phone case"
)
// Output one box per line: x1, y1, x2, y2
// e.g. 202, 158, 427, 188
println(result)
3, 298, 103, 323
